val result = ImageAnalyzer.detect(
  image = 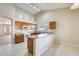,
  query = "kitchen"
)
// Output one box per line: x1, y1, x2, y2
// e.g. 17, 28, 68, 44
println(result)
14, 13, 56, 56
0, 4, 56, 56
0, 3, 79, 56
14, 21, 56, 55
14, 4, 56, 56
